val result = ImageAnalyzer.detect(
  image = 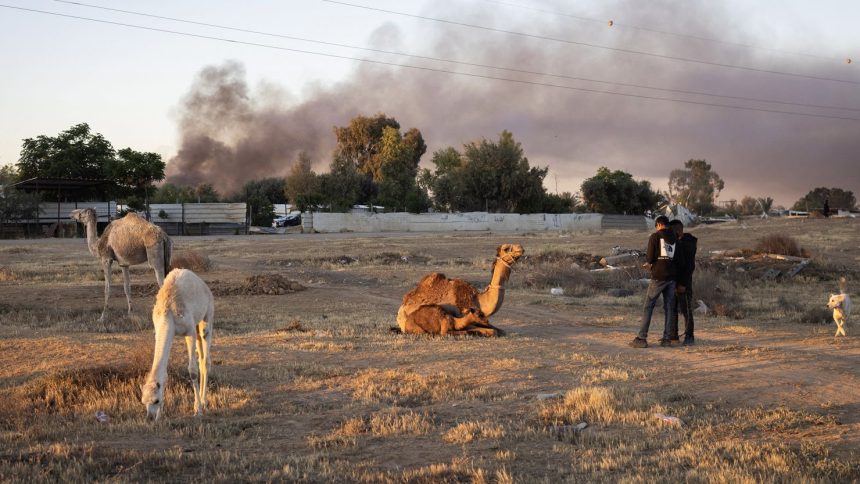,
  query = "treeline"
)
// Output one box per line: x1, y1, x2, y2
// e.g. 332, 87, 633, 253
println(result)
3, 117, 856, 229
